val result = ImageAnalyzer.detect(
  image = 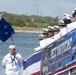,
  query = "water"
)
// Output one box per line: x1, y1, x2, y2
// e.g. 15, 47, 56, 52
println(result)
0, 32, 40, 75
